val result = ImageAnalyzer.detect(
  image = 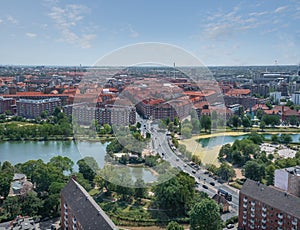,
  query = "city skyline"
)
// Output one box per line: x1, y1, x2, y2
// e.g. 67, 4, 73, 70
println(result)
0, 0, 300, 66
